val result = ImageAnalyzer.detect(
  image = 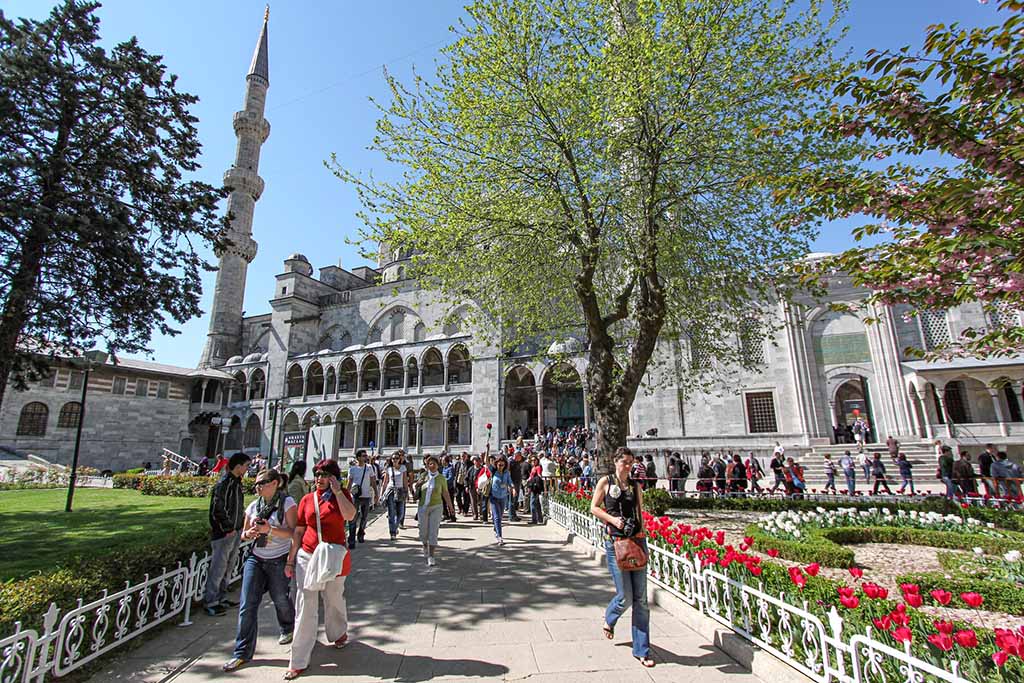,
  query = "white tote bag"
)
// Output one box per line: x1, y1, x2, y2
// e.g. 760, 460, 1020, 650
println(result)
302, 491, 347, 591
